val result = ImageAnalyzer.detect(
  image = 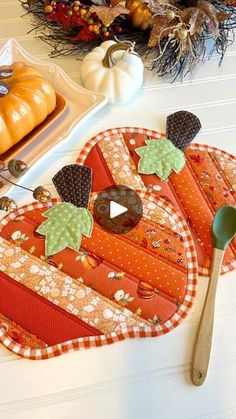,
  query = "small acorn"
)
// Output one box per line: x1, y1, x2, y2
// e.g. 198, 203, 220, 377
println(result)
33, 186, 51, 203
8, 159, 28, 178
0, 196, 17, 212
